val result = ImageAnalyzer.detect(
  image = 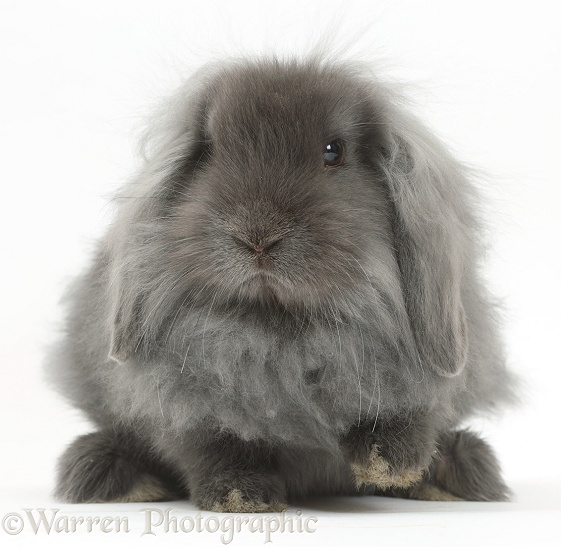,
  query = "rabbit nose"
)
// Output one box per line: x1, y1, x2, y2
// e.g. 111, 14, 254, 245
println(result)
249, 238, 281, 255
254, 237, 284, 253
233, 236, 282, 255
251, 243, 267, 255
